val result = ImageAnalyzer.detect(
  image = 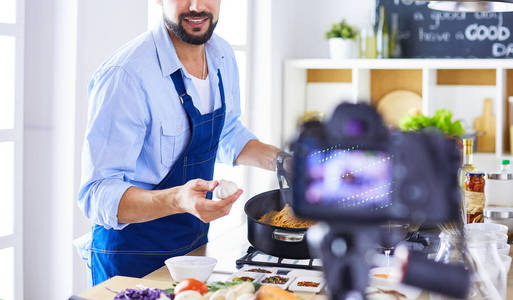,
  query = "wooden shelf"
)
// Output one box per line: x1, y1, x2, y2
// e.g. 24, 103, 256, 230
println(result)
287, 58, 513, 70
283, 59, 513, 157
